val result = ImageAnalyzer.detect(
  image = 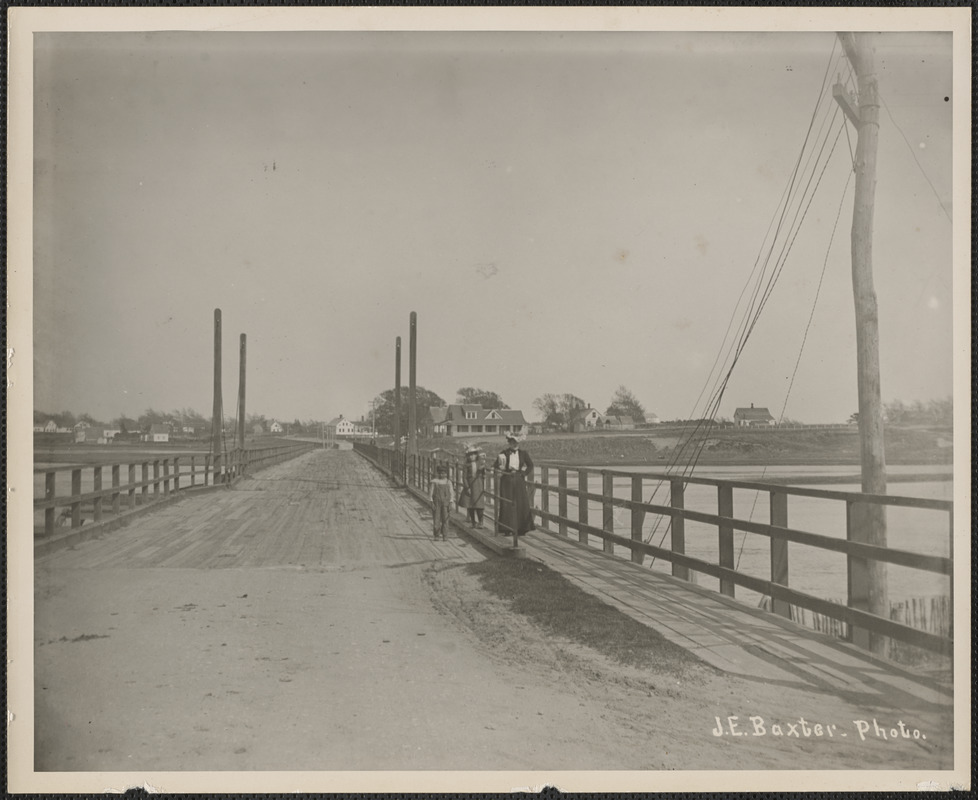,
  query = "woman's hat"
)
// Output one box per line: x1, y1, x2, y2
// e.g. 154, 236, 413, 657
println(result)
505, 433, 519, 443
465, 443, 479, 454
